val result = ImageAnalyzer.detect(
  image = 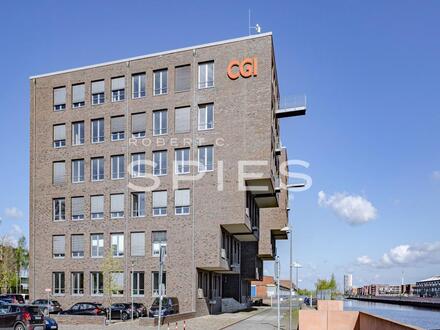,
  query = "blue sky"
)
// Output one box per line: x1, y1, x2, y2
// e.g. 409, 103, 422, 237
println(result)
0, 0, 439, 290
